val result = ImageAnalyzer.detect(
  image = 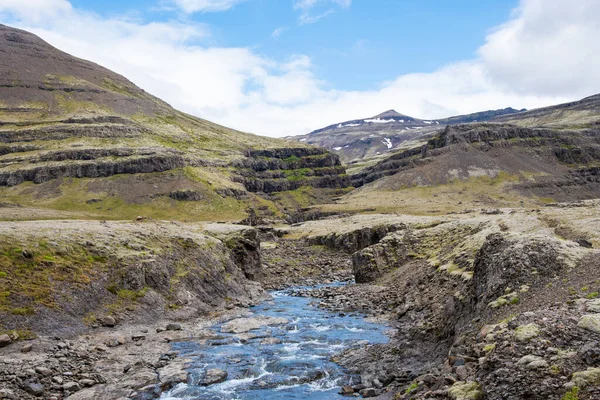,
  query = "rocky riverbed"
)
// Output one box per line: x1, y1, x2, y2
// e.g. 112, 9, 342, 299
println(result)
3, 205, 600, 399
